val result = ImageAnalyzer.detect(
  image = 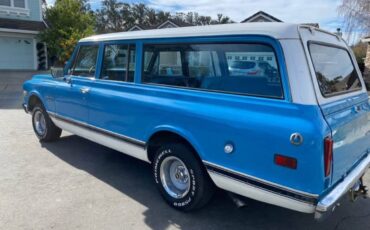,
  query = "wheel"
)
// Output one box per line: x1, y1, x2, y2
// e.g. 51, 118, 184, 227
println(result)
153, 143, 214, 211
32, 104, 62, 142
